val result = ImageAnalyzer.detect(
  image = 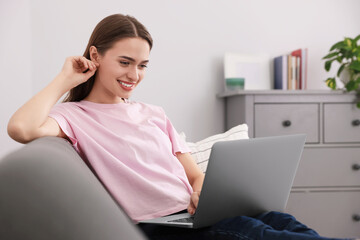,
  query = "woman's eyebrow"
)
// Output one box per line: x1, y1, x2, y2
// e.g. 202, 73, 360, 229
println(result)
118, 56, 149, 63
